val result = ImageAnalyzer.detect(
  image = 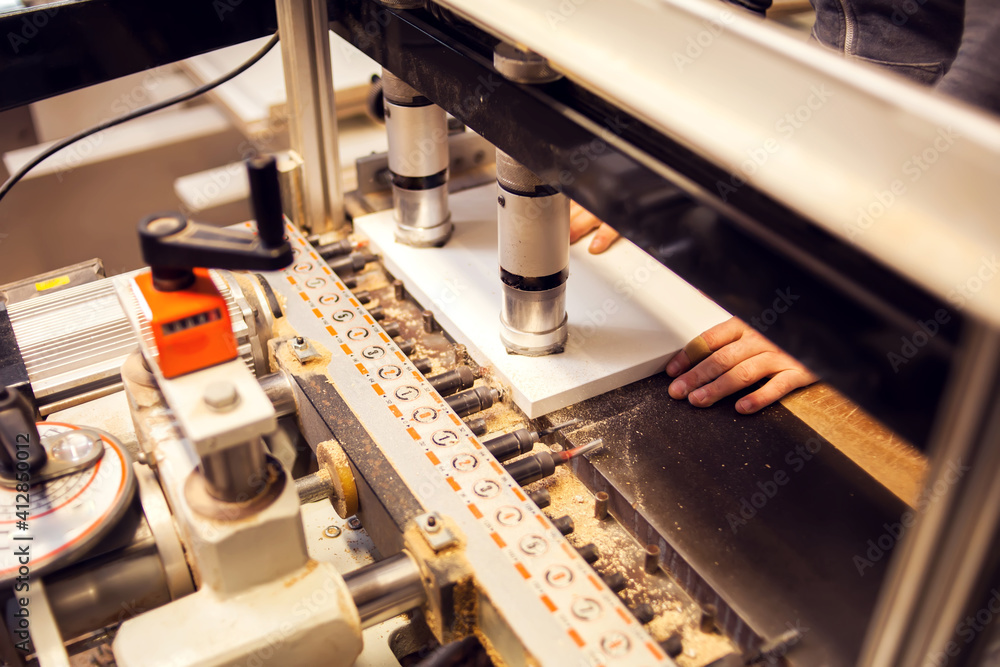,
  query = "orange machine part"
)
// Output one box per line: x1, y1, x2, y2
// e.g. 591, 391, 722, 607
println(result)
134, 269, 238, 378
